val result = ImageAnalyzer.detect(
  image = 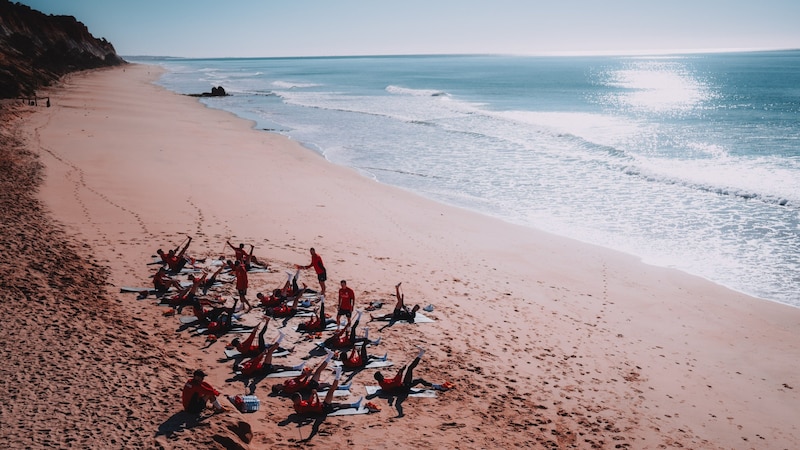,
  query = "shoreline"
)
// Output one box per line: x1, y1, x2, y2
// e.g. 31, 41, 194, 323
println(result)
152, 60, 793, 309
15, 63, 800, 449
